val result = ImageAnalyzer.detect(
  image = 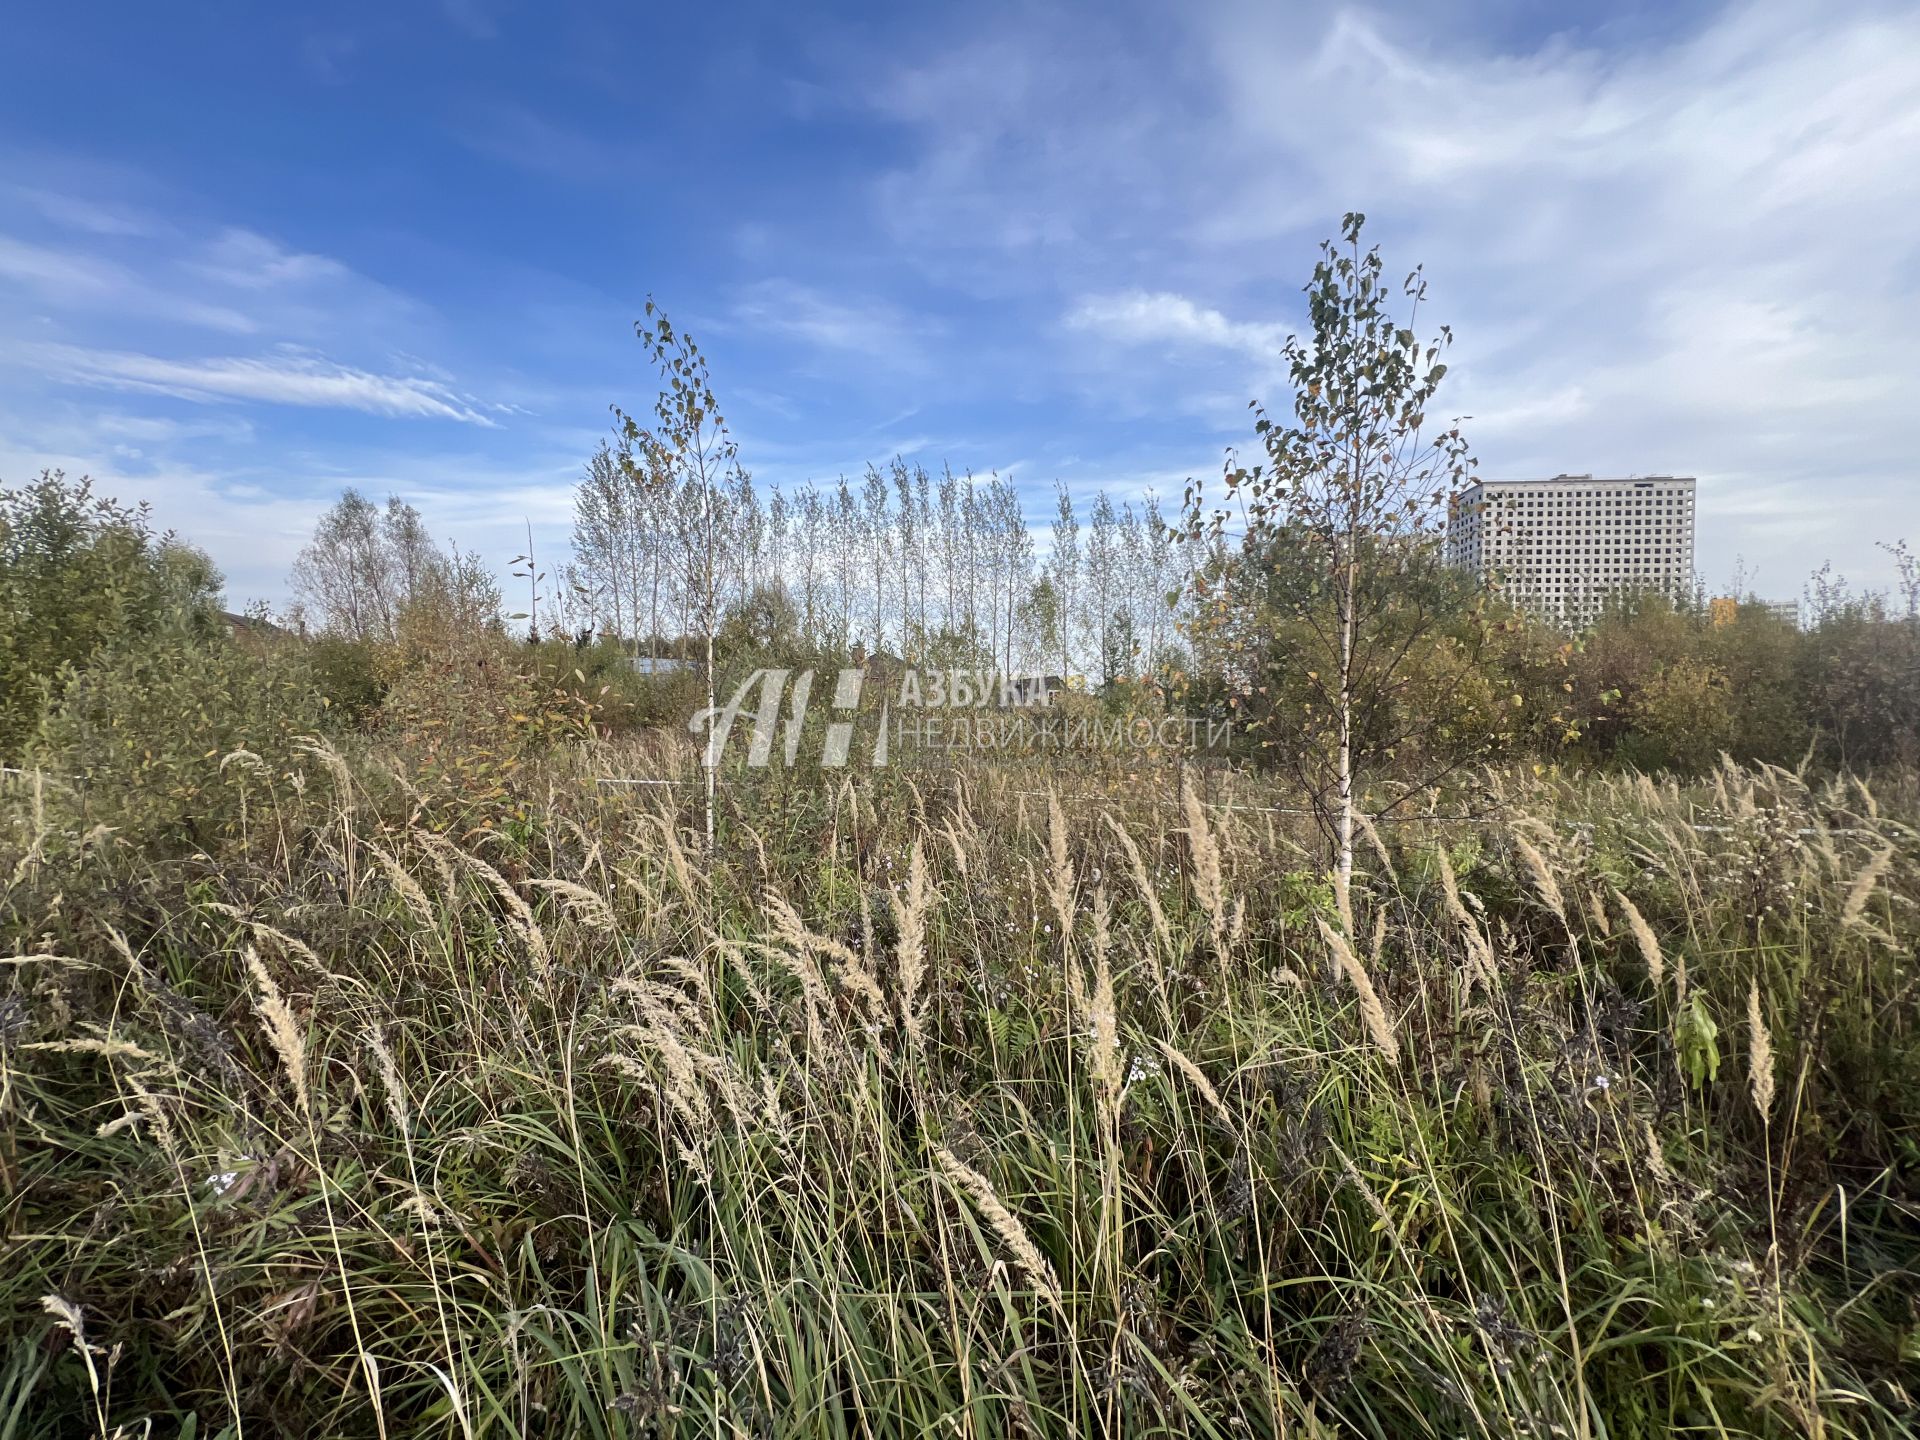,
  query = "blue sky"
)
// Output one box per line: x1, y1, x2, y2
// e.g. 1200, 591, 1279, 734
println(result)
3, 0, 1916, 607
